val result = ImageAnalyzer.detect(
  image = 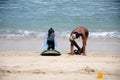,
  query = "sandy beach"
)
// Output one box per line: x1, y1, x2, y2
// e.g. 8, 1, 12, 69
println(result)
0, 0, 120, 80
0, 38, 120, 80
